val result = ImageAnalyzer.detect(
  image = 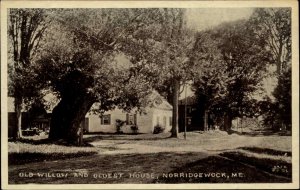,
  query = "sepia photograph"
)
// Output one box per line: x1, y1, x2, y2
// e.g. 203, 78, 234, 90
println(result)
1, 0, 299, 189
